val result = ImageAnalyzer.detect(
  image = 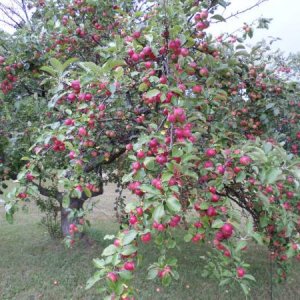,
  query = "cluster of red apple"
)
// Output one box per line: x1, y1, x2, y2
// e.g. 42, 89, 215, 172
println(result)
0, 56, 20, 95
